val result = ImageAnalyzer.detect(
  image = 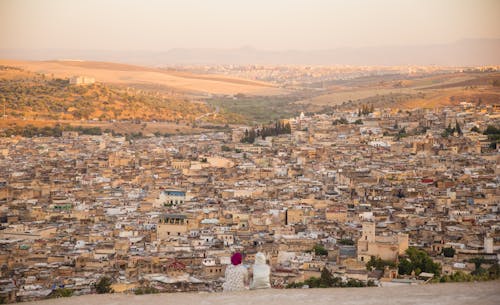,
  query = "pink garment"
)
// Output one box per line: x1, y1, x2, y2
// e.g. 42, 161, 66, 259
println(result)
231, 252, 242, 265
